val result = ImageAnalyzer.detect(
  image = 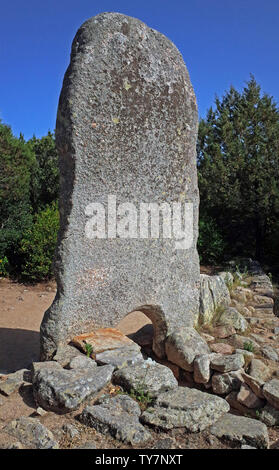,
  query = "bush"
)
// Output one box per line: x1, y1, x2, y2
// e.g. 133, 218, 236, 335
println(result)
198, 216, 226, 265
19, 202, 59, 282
